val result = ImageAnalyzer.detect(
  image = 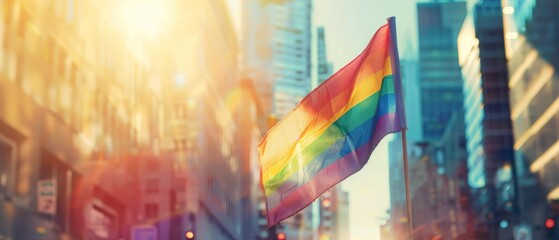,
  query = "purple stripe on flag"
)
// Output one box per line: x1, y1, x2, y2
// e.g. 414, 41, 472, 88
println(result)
266, 113, 402, 226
